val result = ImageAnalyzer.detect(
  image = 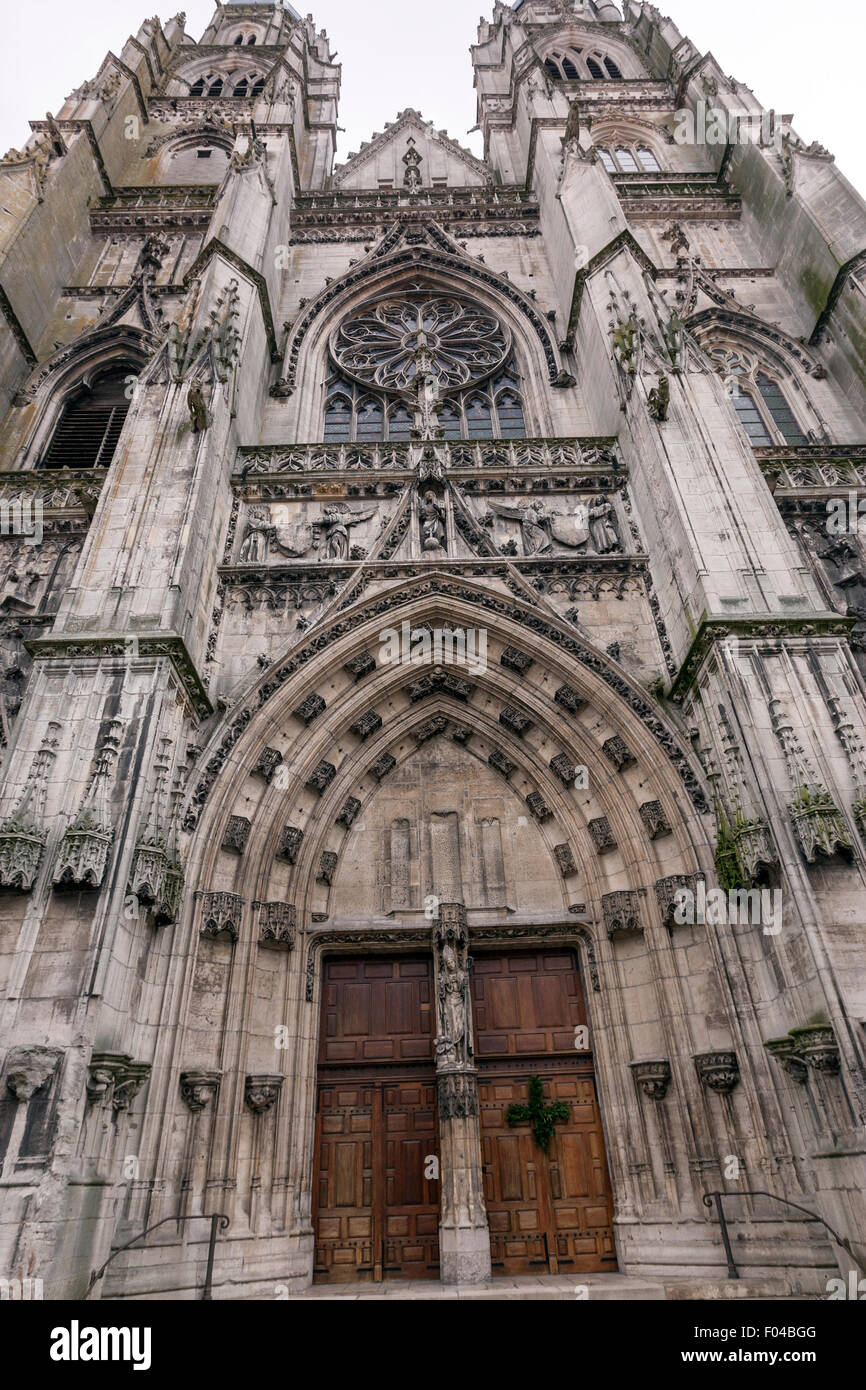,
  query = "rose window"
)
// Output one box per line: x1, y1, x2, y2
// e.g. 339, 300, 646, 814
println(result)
330, 296, 510, 394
